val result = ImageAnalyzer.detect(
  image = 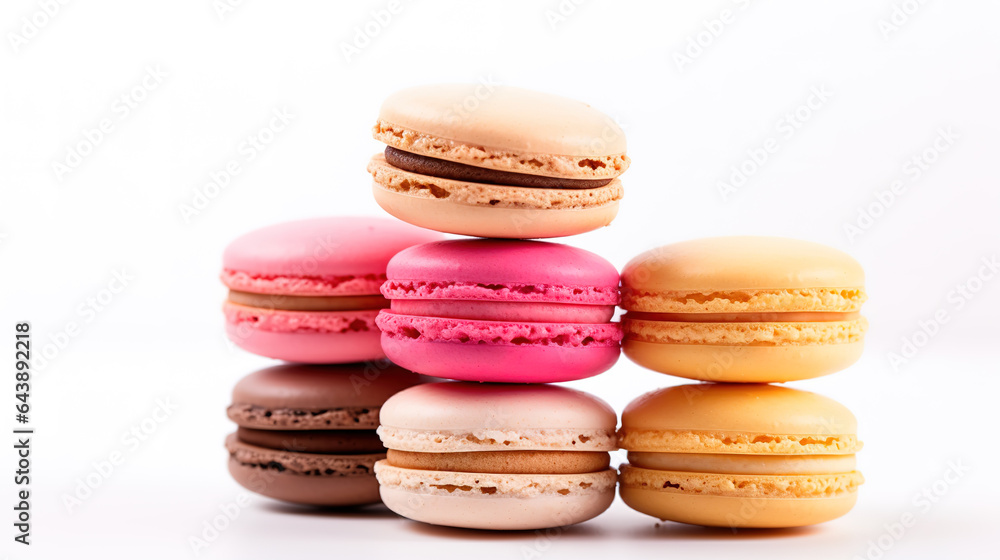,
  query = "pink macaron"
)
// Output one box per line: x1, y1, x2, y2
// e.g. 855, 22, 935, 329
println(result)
376, 239, 622, 382
222, 217, 443, 363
